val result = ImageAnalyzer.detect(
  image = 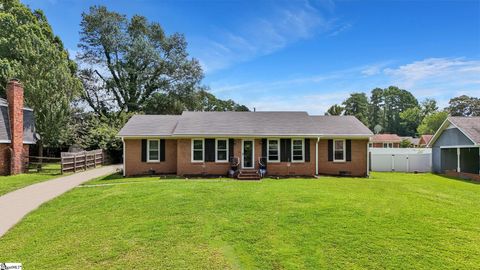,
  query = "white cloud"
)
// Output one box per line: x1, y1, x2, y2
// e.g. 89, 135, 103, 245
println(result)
193, 1, 345, 73
210, 57, 480, 114
384, 57, 480, 88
